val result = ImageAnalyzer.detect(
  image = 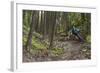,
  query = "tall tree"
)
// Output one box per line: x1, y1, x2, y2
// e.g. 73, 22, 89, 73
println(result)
25, 11, 36, 52
49, 12, 56, 49
43, 11, 47, 39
